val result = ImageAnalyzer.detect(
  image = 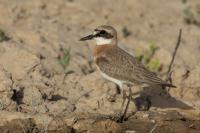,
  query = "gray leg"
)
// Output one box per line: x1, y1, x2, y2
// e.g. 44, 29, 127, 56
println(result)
120, 87, 132, 122
119, 89, 127, 115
